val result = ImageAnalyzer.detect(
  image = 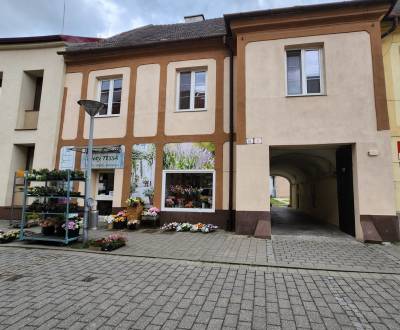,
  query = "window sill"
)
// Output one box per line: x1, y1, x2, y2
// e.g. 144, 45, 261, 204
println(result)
286, 93, 327, 98
14, 128, 37, 131
162, 207, 215, 213
174, 109, 207, 113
